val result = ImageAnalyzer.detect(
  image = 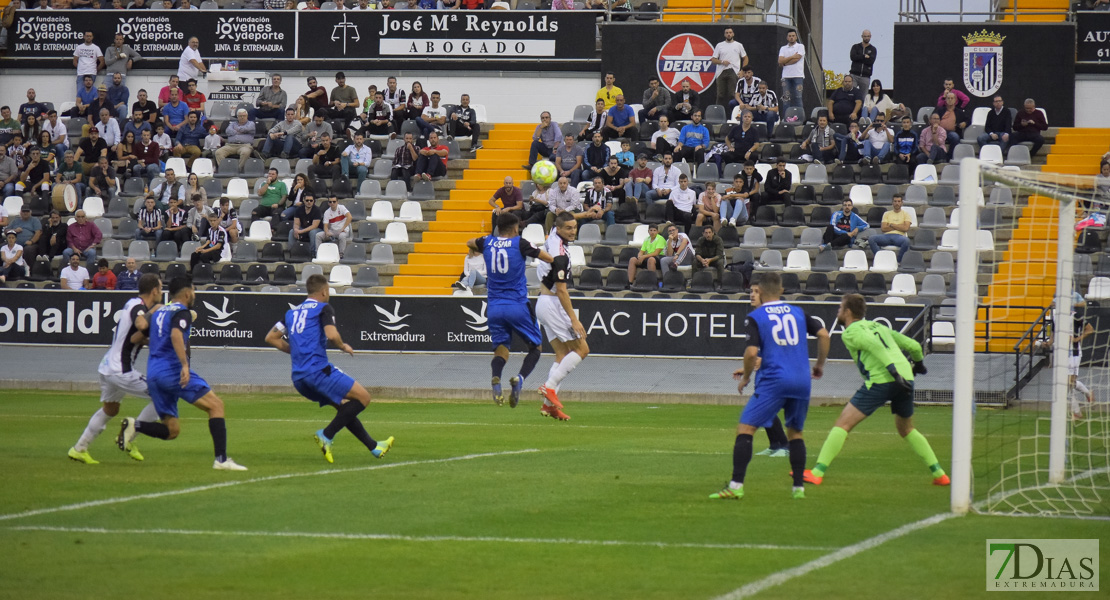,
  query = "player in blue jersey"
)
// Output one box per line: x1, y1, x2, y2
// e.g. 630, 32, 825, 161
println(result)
710, 272, 829, 500
117, 277, 248, 471
265, 274, 394, 464
466, 212, 554, 408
